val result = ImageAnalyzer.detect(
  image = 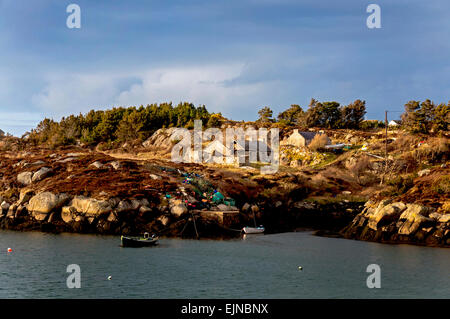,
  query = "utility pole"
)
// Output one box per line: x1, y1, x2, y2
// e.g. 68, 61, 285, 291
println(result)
385, 110, 388, 162
380, 110, 388, 185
